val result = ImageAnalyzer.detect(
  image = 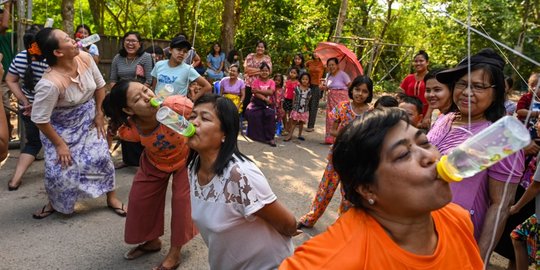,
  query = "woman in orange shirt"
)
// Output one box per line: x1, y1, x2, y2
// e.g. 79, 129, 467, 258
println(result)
280, 108, 483, 270
305, 52, 324, 132
105, 80, 197, 270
